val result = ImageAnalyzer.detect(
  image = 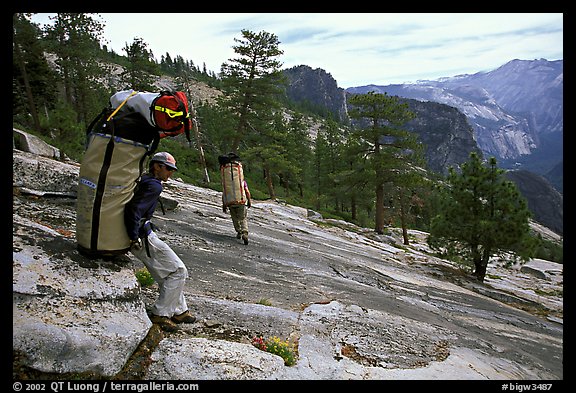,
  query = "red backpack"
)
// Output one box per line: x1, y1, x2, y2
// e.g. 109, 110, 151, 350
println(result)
151, 91, 192, 141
